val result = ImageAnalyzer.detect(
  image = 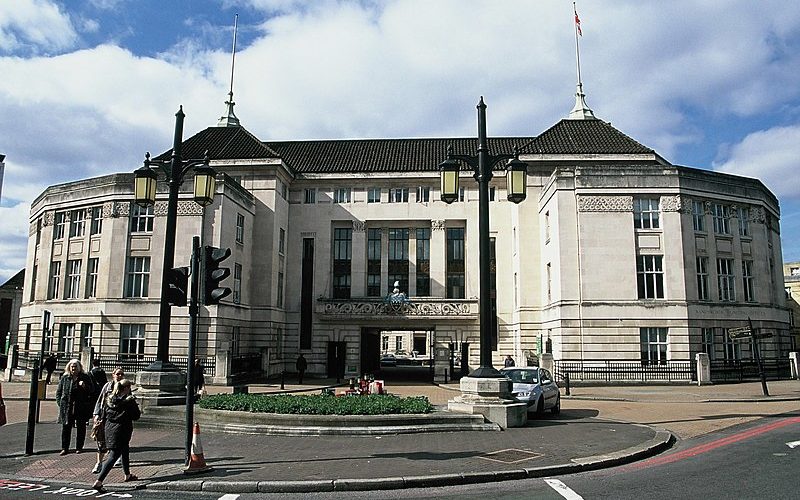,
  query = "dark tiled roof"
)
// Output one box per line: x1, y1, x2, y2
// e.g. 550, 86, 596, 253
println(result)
265, 137, 535, 174
527, 119, 655, 155
154, 126, 279, 161
0, 269, 24, 290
